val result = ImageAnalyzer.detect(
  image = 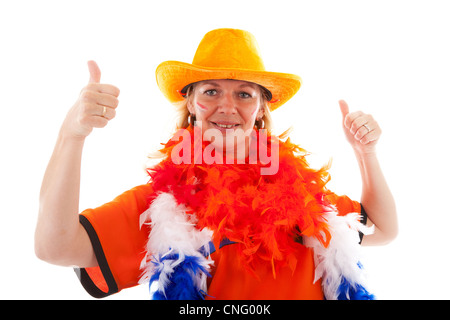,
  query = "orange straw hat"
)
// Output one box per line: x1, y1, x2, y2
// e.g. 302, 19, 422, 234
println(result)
156, 28, 302, 111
